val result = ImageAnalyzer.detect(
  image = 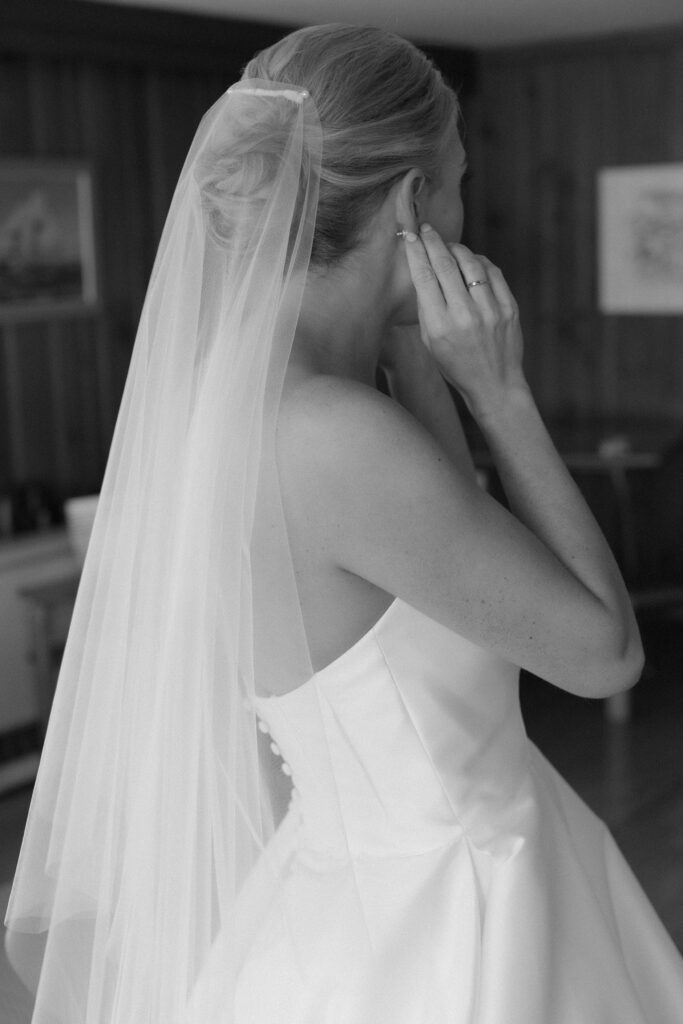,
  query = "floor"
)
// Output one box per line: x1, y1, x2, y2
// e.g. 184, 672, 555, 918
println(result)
1, 617, 681, 1022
